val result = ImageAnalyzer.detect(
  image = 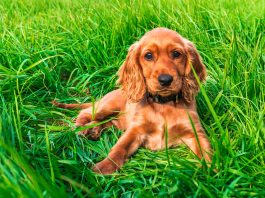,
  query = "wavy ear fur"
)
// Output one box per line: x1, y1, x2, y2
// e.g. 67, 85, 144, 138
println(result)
117, 42, 146, 102
182, 40, 207, 103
